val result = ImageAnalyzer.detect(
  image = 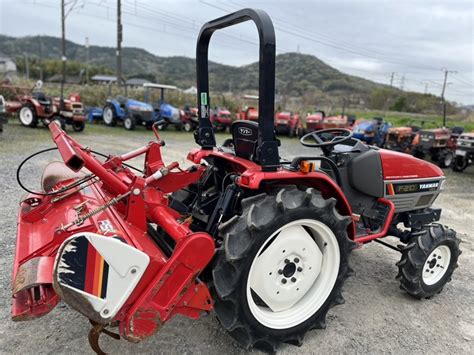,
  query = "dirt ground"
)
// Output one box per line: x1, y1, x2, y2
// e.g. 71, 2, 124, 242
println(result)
0, 122, 473, 354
